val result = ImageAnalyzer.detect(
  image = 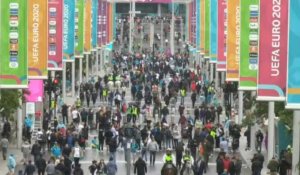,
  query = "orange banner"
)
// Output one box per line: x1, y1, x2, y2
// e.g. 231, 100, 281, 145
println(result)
200, 0, 205, 53
28, 0, 48, 79
226, 0, 240, 81
84, 0, 92, 53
